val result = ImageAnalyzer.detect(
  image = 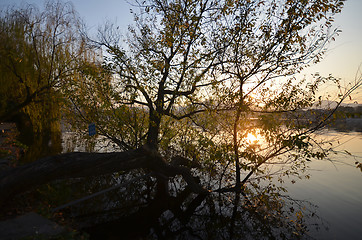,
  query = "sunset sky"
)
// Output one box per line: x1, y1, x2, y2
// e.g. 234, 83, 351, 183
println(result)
2, 0, 362, 102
